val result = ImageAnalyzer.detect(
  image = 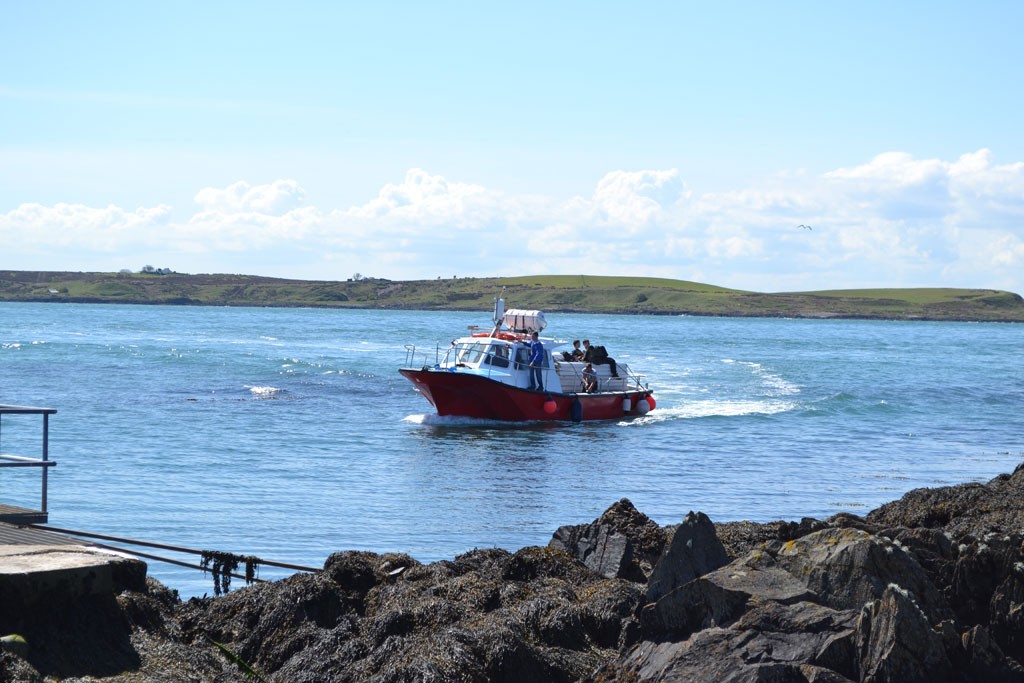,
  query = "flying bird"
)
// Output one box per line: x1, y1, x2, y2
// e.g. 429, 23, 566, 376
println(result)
797, 224, 812, 230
